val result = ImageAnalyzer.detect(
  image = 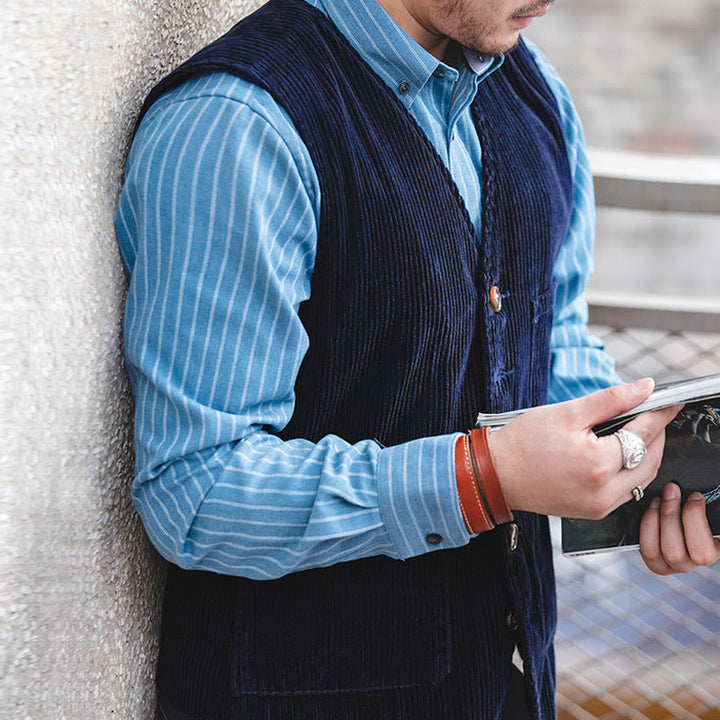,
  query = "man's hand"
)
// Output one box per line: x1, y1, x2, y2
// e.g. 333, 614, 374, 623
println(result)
639, 483, 720, 574
487, 379, 682, 520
